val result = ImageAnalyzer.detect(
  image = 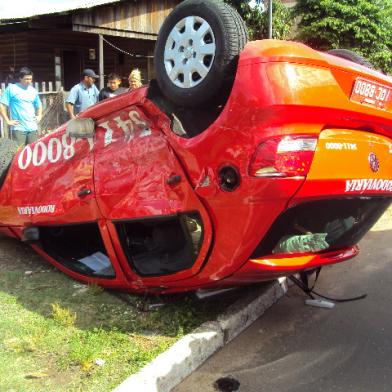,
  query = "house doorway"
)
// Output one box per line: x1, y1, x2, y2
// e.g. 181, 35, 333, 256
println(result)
63, 50, 82, 90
